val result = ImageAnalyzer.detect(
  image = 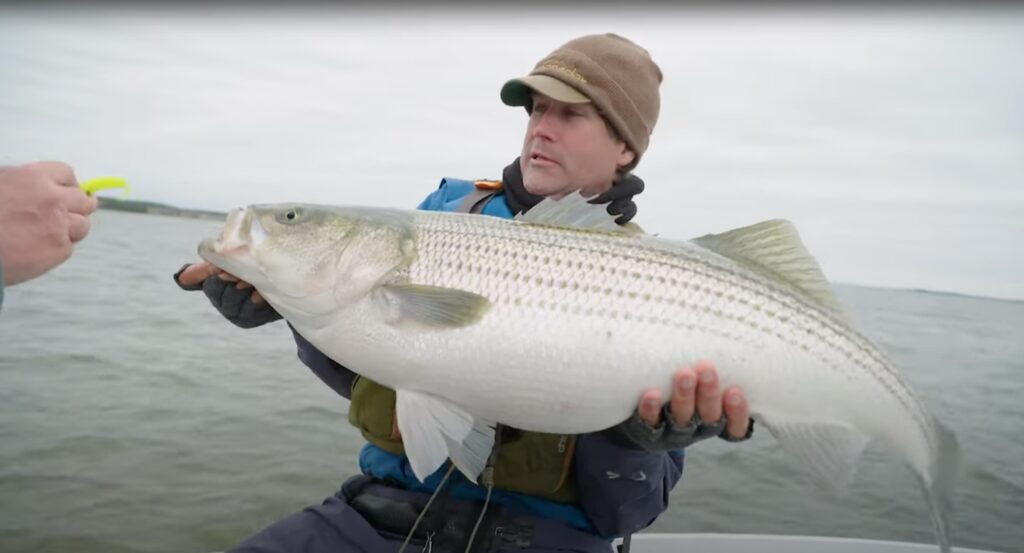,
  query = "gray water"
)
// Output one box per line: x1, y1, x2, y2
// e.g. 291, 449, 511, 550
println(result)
0, 210, 1021, 553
